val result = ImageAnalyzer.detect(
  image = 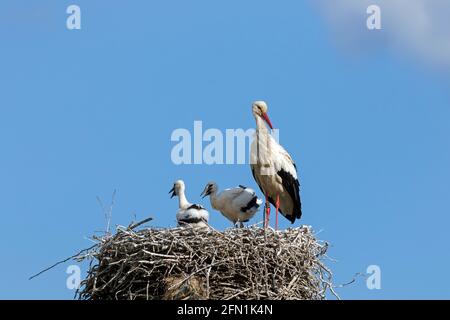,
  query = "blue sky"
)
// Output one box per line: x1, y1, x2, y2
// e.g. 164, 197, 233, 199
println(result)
1, 0, 449, 299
